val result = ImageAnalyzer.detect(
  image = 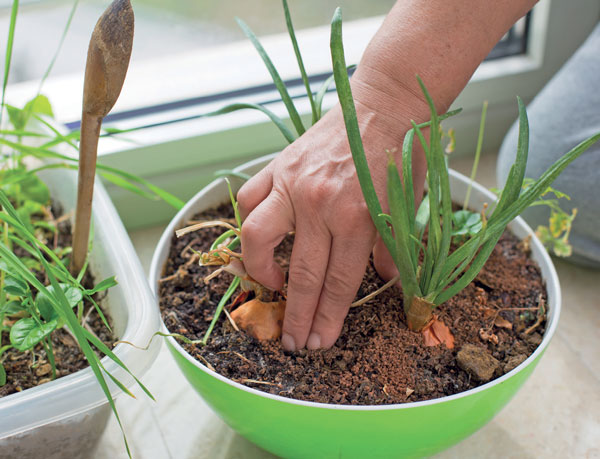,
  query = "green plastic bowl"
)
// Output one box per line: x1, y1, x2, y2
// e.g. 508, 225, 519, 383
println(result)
150, 154, 560, 458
